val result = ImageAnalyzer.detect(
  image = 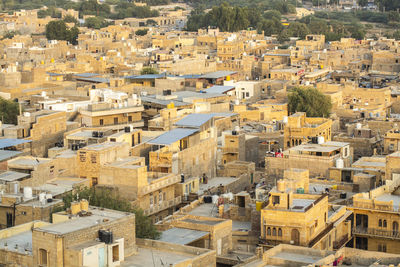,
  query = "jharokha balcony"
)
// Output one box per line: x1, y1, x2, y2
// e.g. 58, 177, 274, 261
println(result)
353, 227, 400, 240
